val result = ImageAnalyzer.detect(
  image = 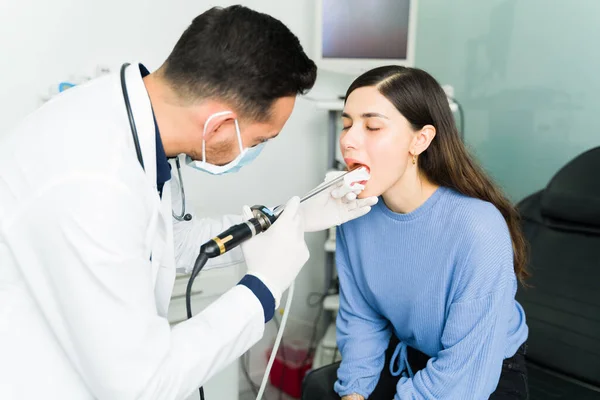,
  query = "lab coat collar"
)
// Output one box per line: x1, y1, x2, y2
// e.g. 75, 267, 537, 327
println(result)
138, 63, 171, 197
122, 63, 158, 193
